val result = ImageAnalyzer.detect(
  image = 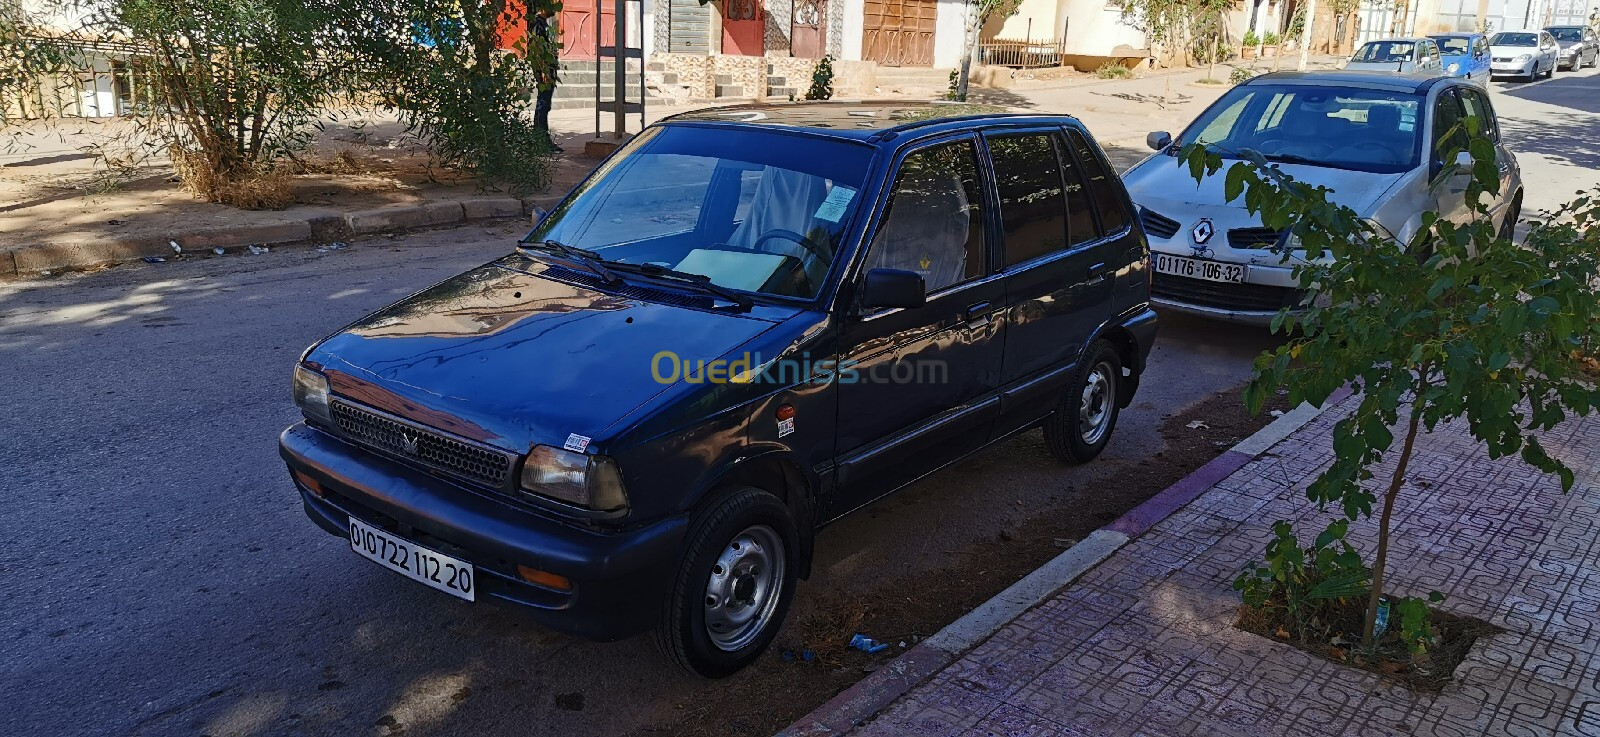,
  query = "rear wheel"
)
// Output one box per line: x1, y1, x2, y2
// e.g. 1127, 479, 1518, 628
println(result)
1043, 340, 1122, 464
1499, 193, 1522, 243
658, 487, 797, 678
